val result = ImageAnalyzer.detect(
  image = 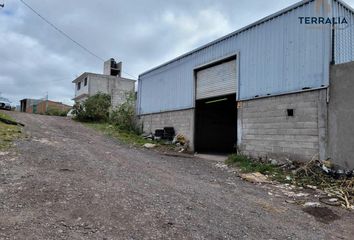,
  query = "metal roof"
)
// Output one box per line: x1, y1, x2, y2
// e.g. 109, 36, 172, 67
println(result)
140, 0, 354, 77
